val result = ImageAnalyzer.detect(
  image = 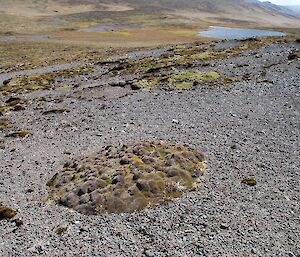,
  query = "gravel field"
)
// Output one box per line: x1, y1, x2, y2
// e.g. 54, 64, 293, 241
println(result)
0, 40, 299, 256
